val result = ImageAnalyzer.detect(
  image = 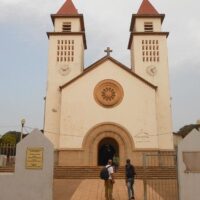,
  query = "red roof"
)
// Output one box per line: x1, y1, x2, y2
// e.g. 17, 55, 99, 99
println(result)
57, 0, 78, 15
137, 0, 159, 15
